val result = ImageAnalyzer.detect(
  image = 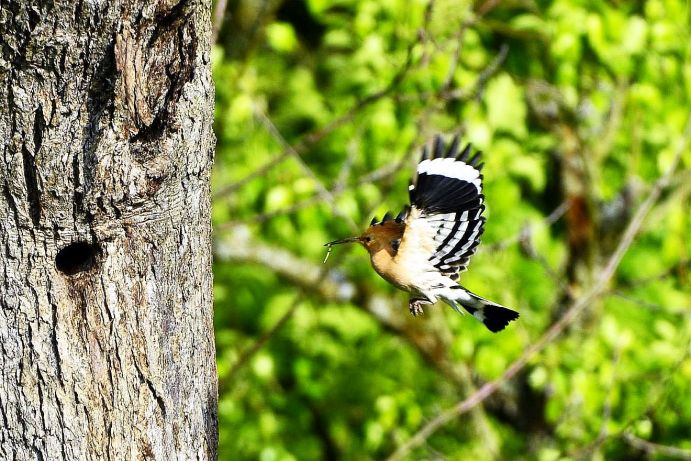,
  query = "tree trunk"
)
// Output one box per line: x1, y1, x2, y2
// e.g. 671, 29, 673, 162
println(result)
0, 0, 217, 459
